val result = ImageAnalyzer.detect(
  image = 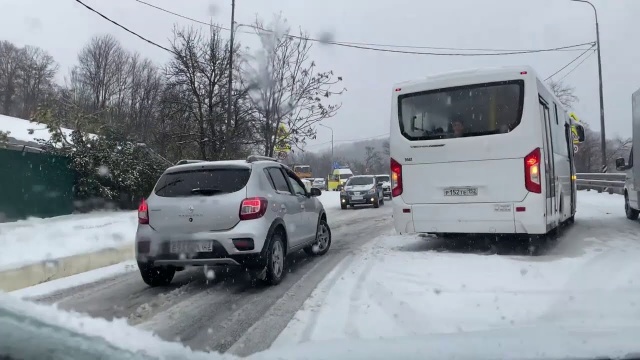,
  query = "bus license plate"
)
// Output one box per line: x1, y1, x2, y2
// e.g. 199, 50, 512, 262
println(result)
444, 188, 478, 196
